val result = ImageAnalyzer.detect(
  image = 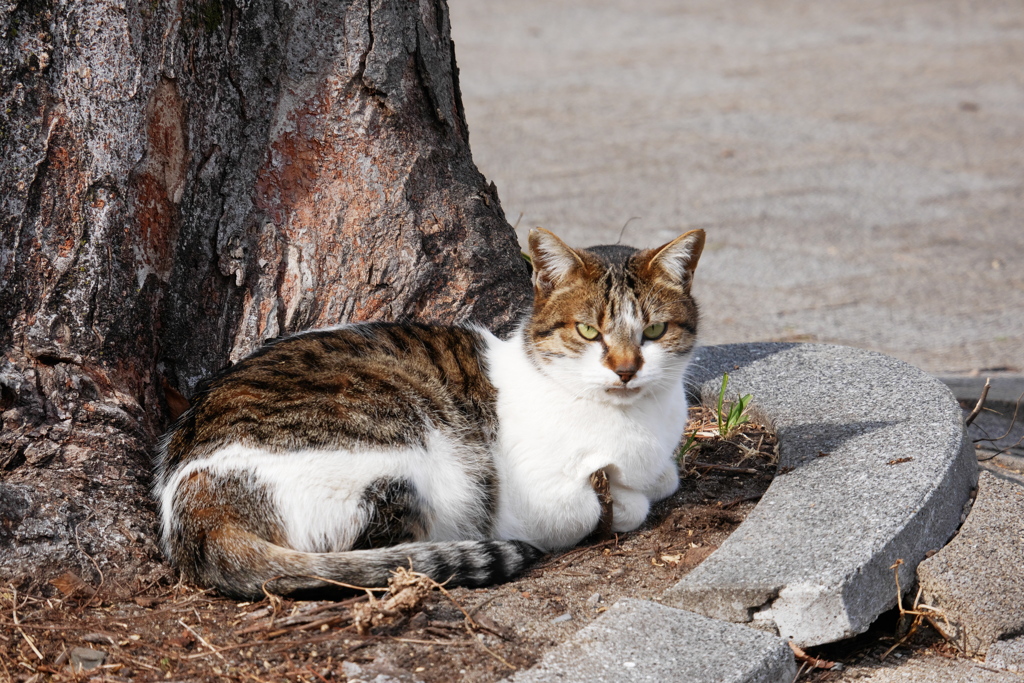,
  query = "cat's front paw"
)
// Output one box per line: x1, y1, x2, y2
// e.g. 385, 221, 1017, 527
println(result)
610, 487, 651, 533
589, 468, 614, 539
